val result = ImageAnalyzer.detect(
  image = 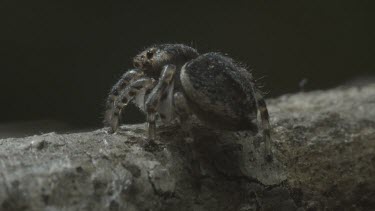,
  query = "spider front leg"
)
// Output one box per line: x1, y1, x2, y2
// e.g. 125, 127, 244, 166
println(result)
145, 64, 176, 141
254, 90, 272, 161
104, 69, 144, 124
106, 77, 156, 133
